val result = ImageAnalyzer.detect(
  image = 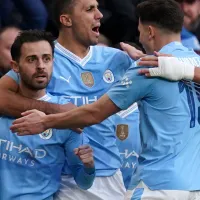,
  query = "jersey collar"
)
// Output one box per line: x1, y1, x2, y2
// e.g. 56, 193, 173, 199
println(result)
159, 41, 184, 53
38, 94, 51, 101
55, 42, 93, 67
